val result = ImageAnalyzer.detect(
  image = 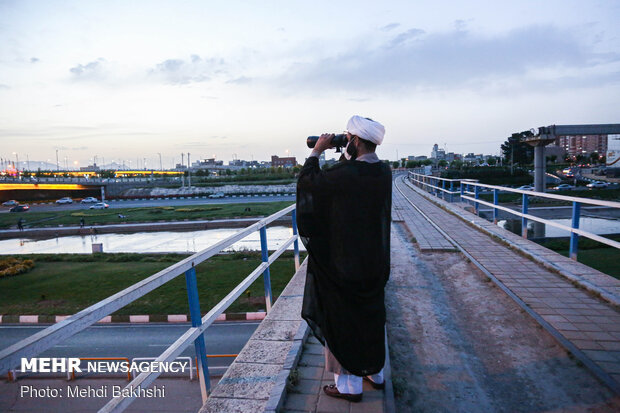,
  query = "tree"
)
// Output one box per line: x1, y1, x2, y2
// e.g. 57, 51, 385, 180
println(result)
590, 152, 600, 163
406, 160, 418, 168
422, 159, 433, 166
487, 157, 497, 166
438, 160, 448, 167
500, 131, 535, 166
400, 158, 407, 168
392, 161, 399, 169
